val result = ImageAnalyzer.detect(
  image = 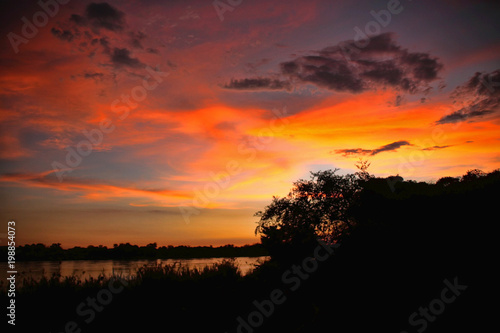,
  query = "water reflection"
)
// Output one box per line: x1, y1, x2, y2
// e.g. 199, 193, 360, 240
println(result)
0, 256, 269, 283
